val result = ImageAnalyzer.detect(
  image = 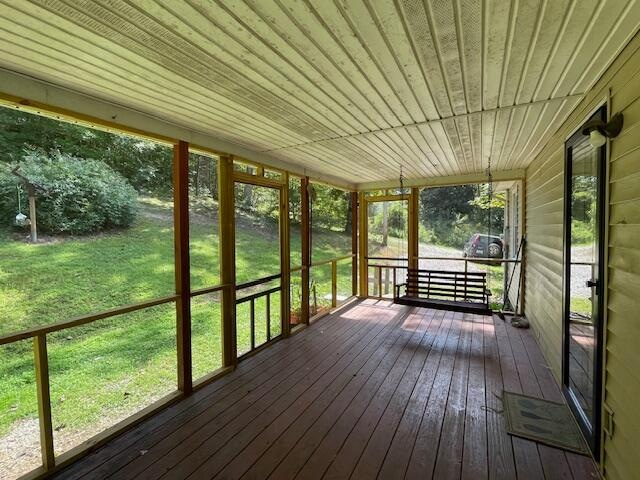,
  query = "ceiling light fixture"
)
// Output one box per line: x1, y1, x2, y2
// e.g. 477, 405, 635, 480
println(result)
581, 112, 624, 148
